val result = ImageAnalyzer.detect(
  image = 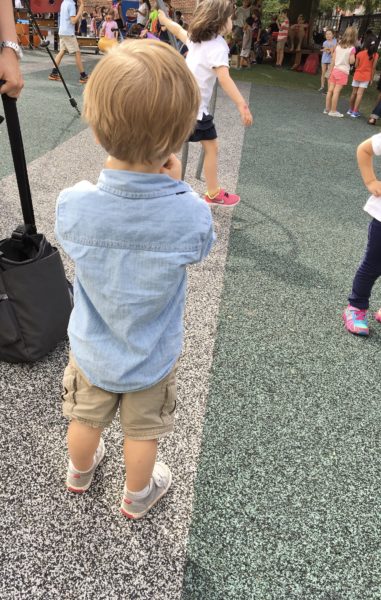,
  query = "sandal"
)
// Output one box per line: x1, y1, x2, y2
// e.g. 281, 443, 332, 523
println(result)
368, 117, 377, 125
